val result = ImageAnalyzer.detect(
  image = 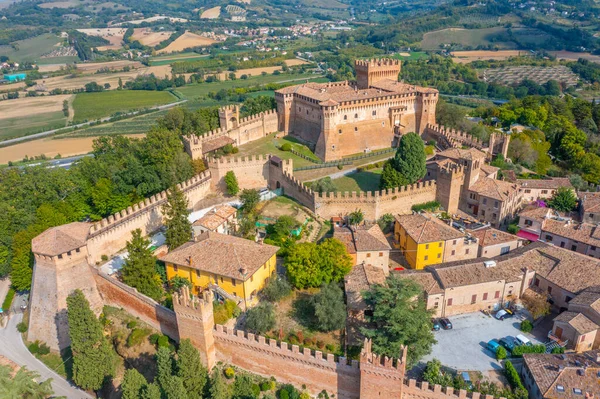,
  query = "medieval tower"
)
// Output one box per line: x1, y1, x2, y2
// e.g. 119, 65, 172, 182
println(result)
219, 105, 240, 131
355, 59, 401, 89
359, 339, 407, 399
